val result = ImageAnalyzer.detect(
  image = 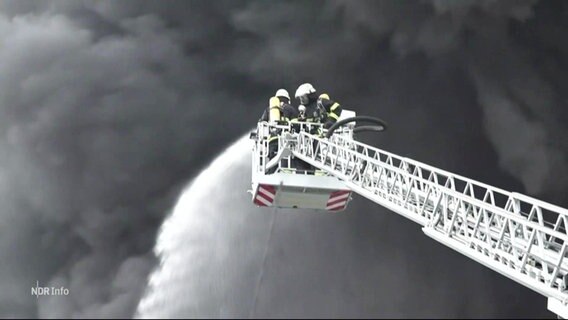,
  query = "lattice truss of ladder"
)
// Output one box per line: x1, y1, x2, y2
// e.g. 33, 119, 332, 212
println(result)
281, 128, 568, 313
